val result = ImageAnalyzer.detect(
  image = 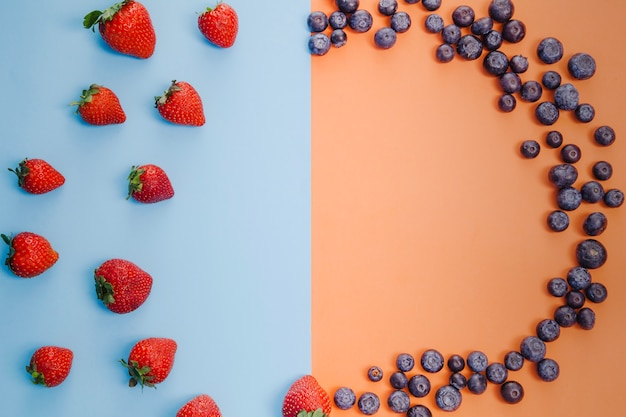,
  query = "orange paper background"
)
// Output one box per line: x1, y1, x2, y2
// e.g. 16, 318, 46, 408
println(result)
311, 0, 626, 416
